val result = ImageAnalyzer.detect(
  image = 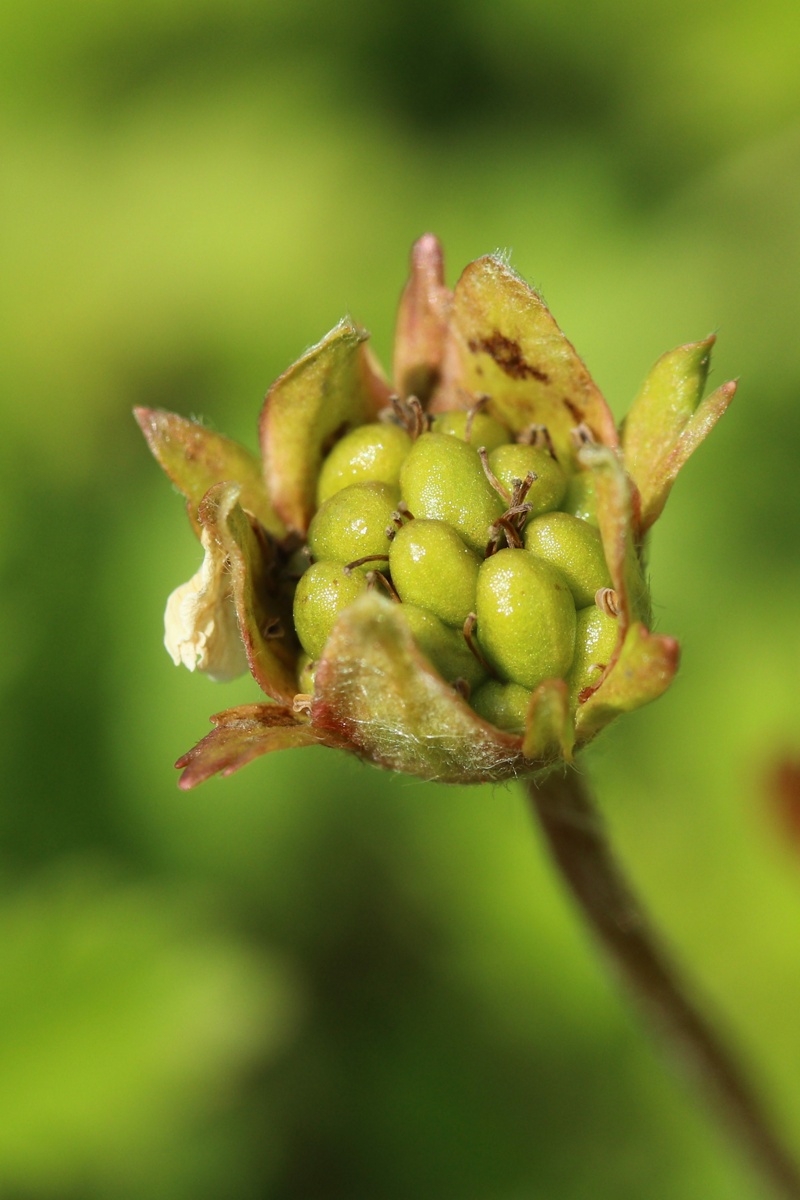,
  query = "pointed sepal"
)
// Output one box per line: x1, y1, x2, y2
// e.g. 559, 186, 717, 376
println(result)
622, 337, 736, 531
175, 704, 320, 789
311, 592, 527, 783
392, 233, 453, 403
522, 678, 574, 763
575, 622, 680, 743
259, 319, 391, 534
134, 407, 285, 539
434, 255, 618, 466
198, 482, 300, 704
